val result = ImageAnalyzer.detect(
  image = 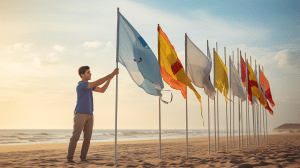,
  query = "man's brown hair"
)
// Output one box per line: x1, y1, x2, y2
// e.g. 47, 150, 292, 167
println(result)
78, 66, 90, 78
